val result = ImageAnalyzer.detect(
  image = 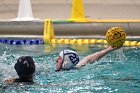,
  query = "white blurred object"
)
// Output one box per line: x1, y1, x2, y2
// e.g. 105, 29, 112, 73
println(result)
13, 0, 39, 21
